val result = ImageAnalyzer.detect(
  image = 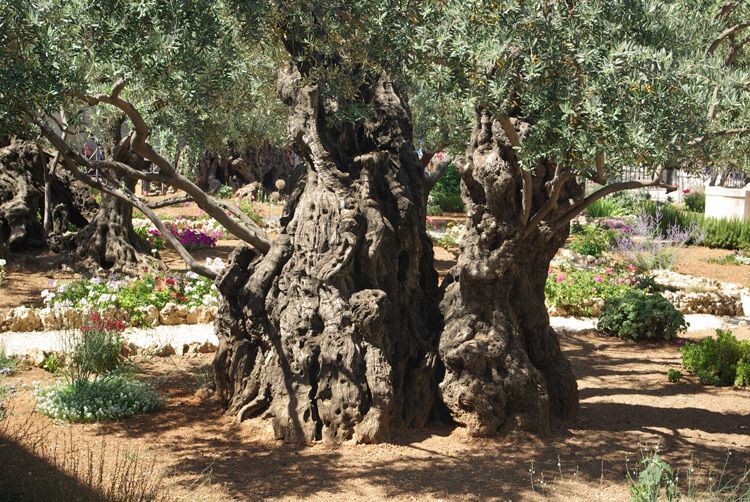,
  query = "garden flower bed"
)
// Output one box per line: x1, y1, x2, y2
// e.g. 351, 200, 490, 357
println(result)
0, 268, 222, 333
133, 217, 226, 251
